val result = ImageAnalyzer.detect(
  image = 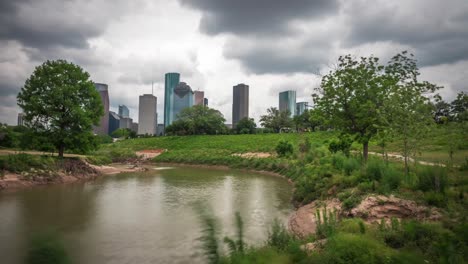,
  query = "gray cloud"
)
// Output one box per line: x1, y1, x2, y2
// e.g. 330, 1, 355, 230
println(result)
342, 0, 468, 66
179, 0, 339, 36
